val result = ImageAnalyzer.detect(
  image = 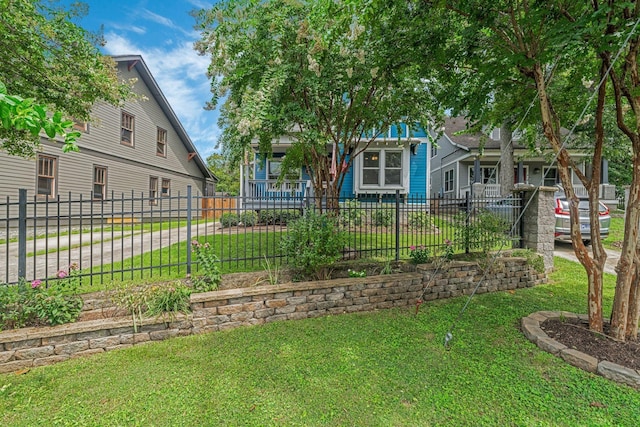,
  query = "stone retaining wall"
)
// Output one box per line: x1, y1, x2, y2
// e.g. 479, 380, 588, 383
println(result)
0, 258, 544, 373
